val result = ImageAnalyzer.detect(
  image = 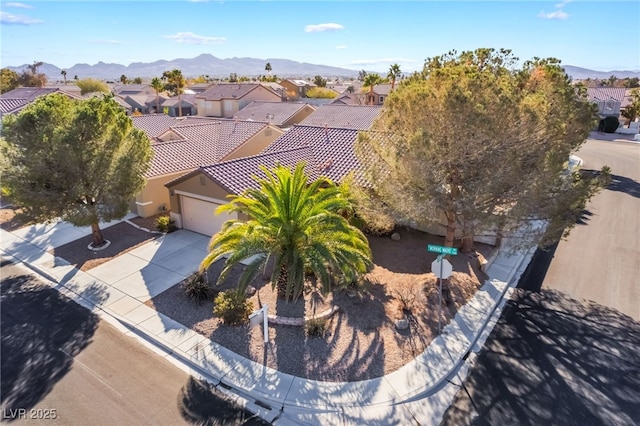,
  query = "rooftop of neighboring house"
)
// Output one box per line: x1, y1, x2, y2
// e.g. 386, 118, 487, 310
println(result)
186, 83, 215, 93
0, 87, 84, 114
169, 146, 319, 194
330, 93, 364, 106
146, 119, 277, 178
586, 87, 635, 108
232, 101, 315, 126
372, 84, 393, 96
131, 114, 179, 138
263, 125, 365, 185
111, 84, 153, 95
298, 104, 382, 130
281, 79, 317, 87
196, 83, 276, 101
